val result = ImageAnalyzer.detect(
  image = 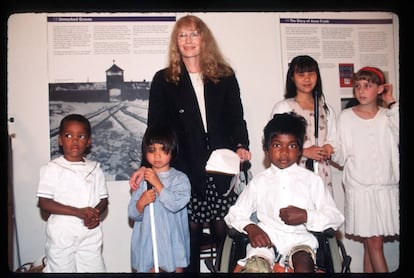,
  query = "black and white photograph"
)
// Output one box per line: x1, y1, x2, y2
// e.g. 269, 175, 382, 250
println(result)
47, 15, 175, 180
48, 62, 149, 180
